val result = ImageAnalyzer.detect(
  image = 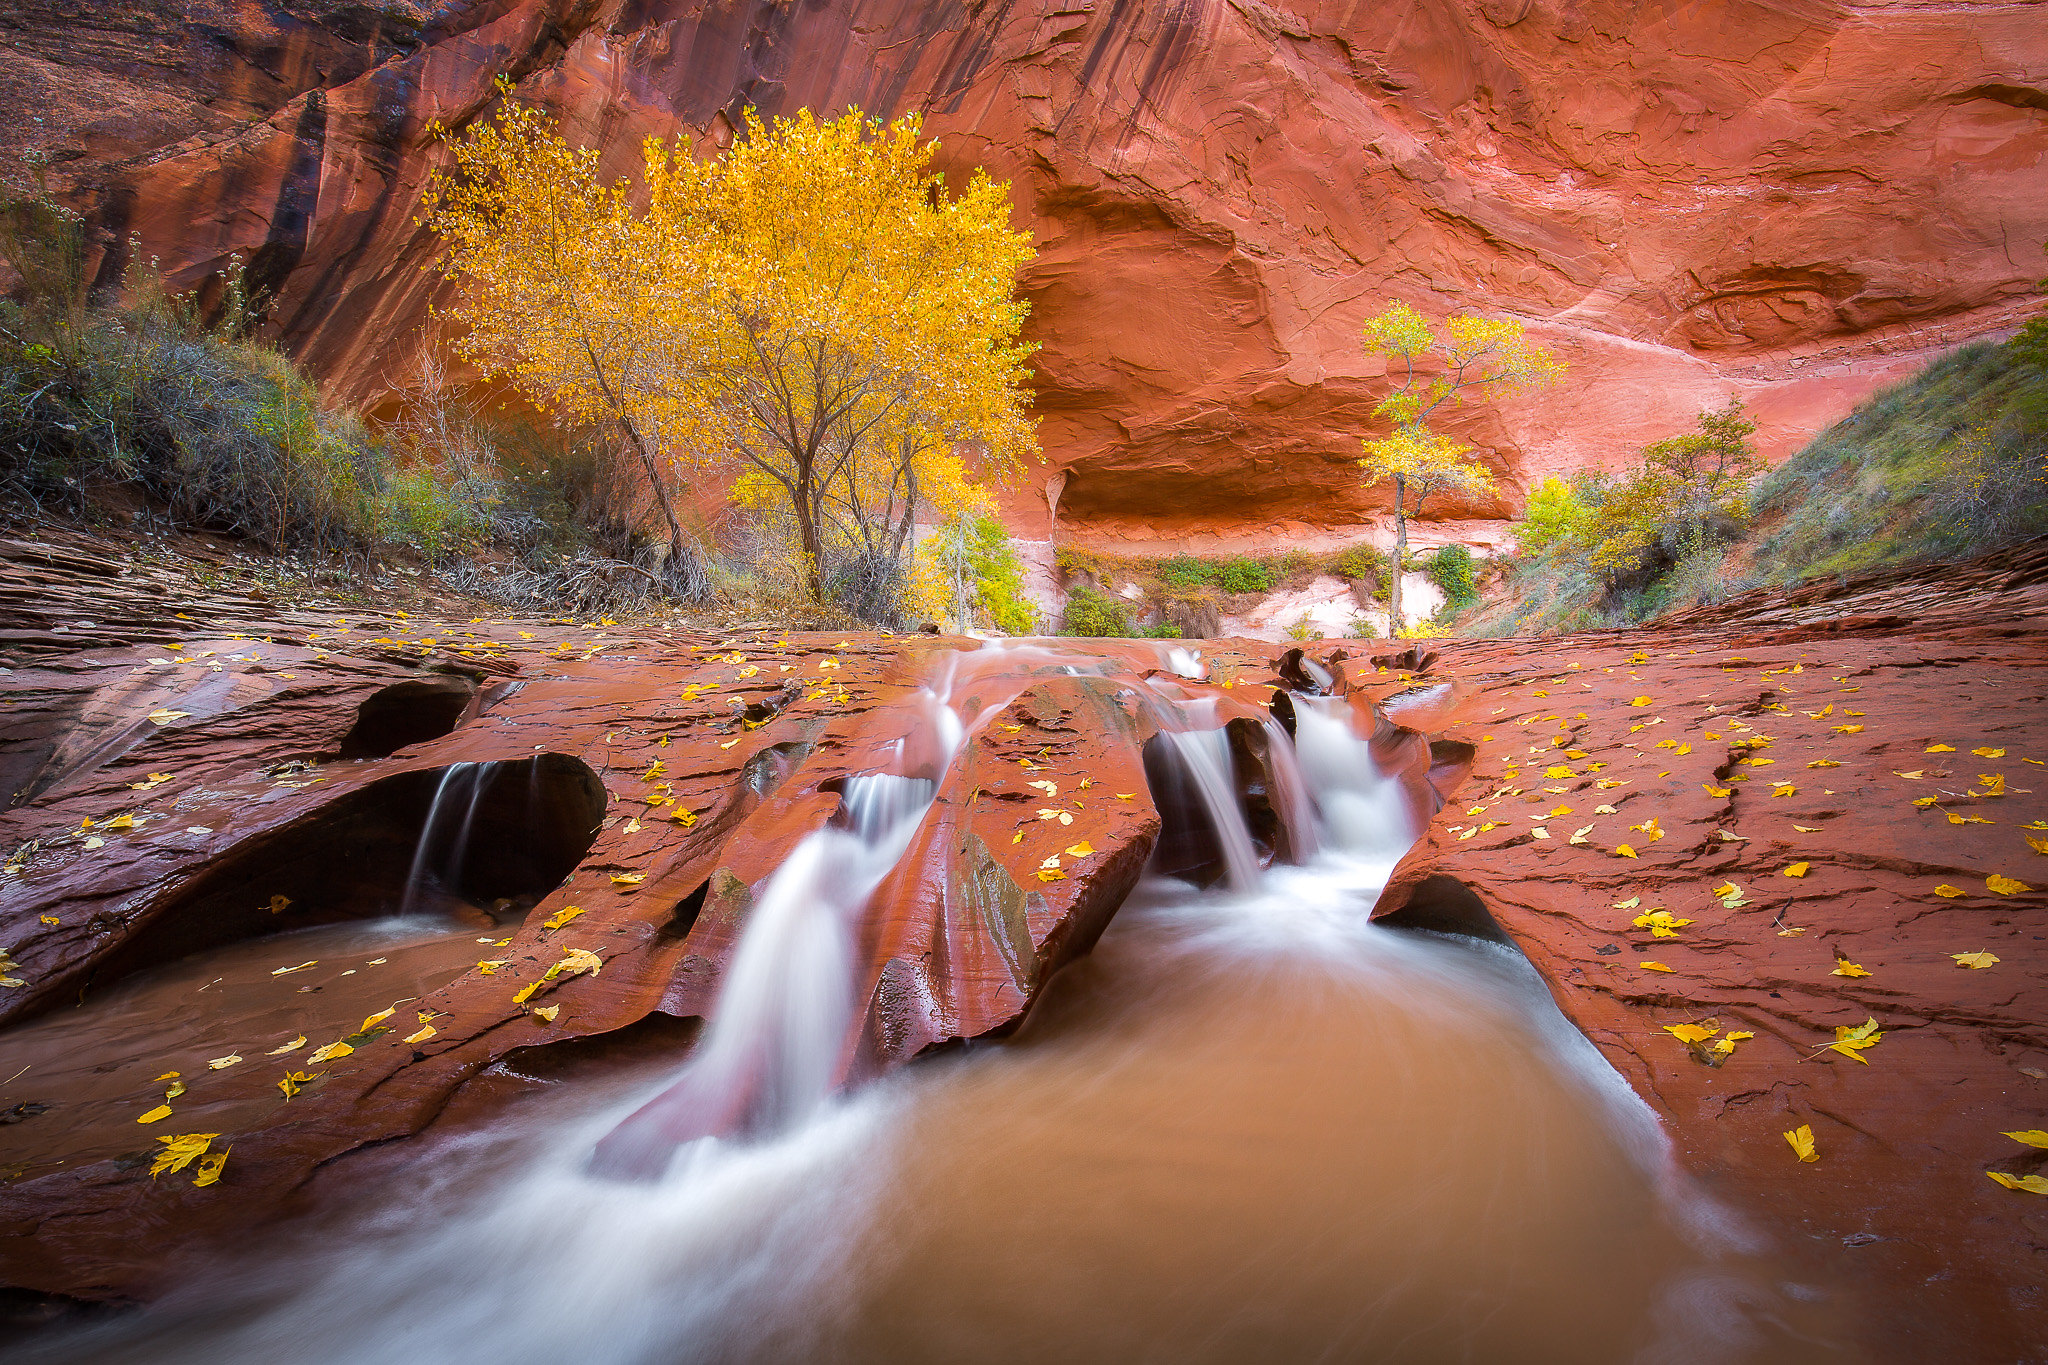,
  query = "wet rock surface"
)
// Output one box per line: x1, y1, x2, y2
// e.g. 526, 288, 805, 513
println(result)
1366, 537, 2048, 1362
0, 540, 1380, 1304
1, 535, 2044, 1365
